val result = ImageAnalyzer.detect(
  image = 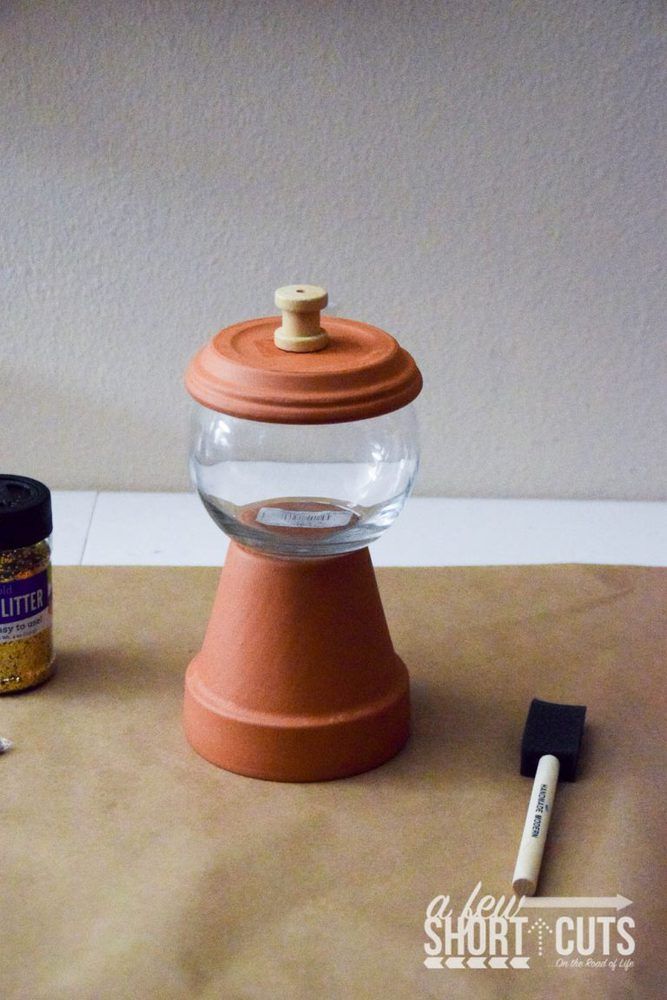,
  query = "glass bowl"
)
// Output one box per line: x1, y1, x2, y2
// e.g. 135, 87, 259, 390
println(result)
190, 403, 419, 558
